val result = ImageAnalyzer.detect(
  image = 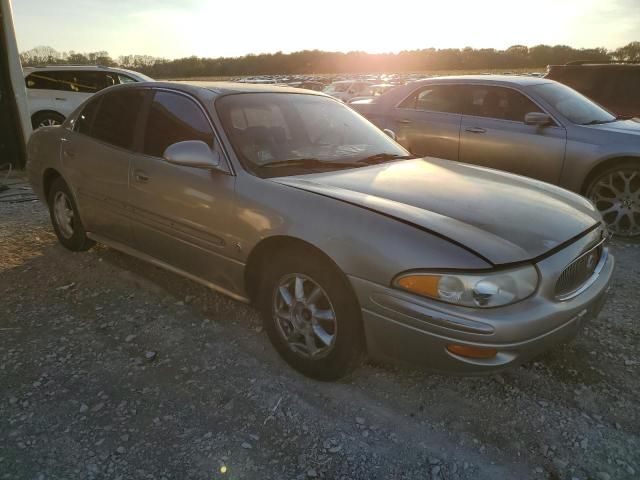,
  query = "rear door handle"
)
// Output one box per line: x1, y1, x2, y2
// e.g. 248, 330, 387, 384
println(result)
465, 127, 486, 134
134, 170, 150, 183
55, 97, 67, 101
